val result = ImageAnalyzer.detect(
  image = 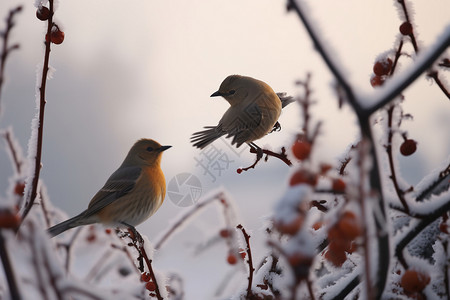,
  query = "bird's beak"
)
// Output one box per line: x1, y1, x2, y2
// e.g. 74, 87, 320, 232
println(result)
210, 91, 222, 97
158, 145, 172, 152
